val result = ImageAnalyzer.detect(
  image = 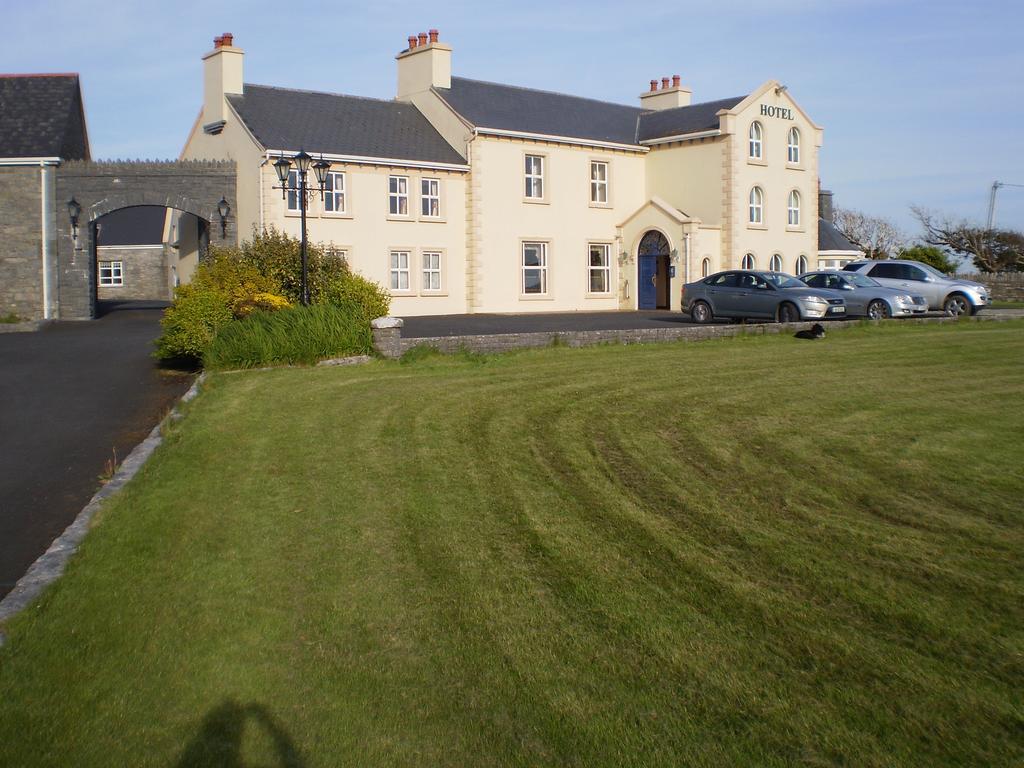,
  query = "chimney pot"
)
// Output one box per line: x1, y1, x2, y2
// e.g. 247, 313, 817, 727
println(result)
672, 74, 680, 88
408, 35, 417, 49
661, 77, 670, 90
213, 35, 223, 48
429, 29, 439, 43
221, 32, 233, 47
418, 32, 428, 46
649, 79, 658, 92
